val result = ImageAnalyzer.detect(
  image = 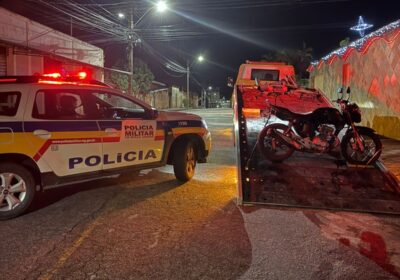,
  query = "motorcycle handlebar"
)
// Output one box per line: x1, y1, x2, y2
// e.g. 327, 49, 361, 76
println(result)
332, 98, 349, 104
